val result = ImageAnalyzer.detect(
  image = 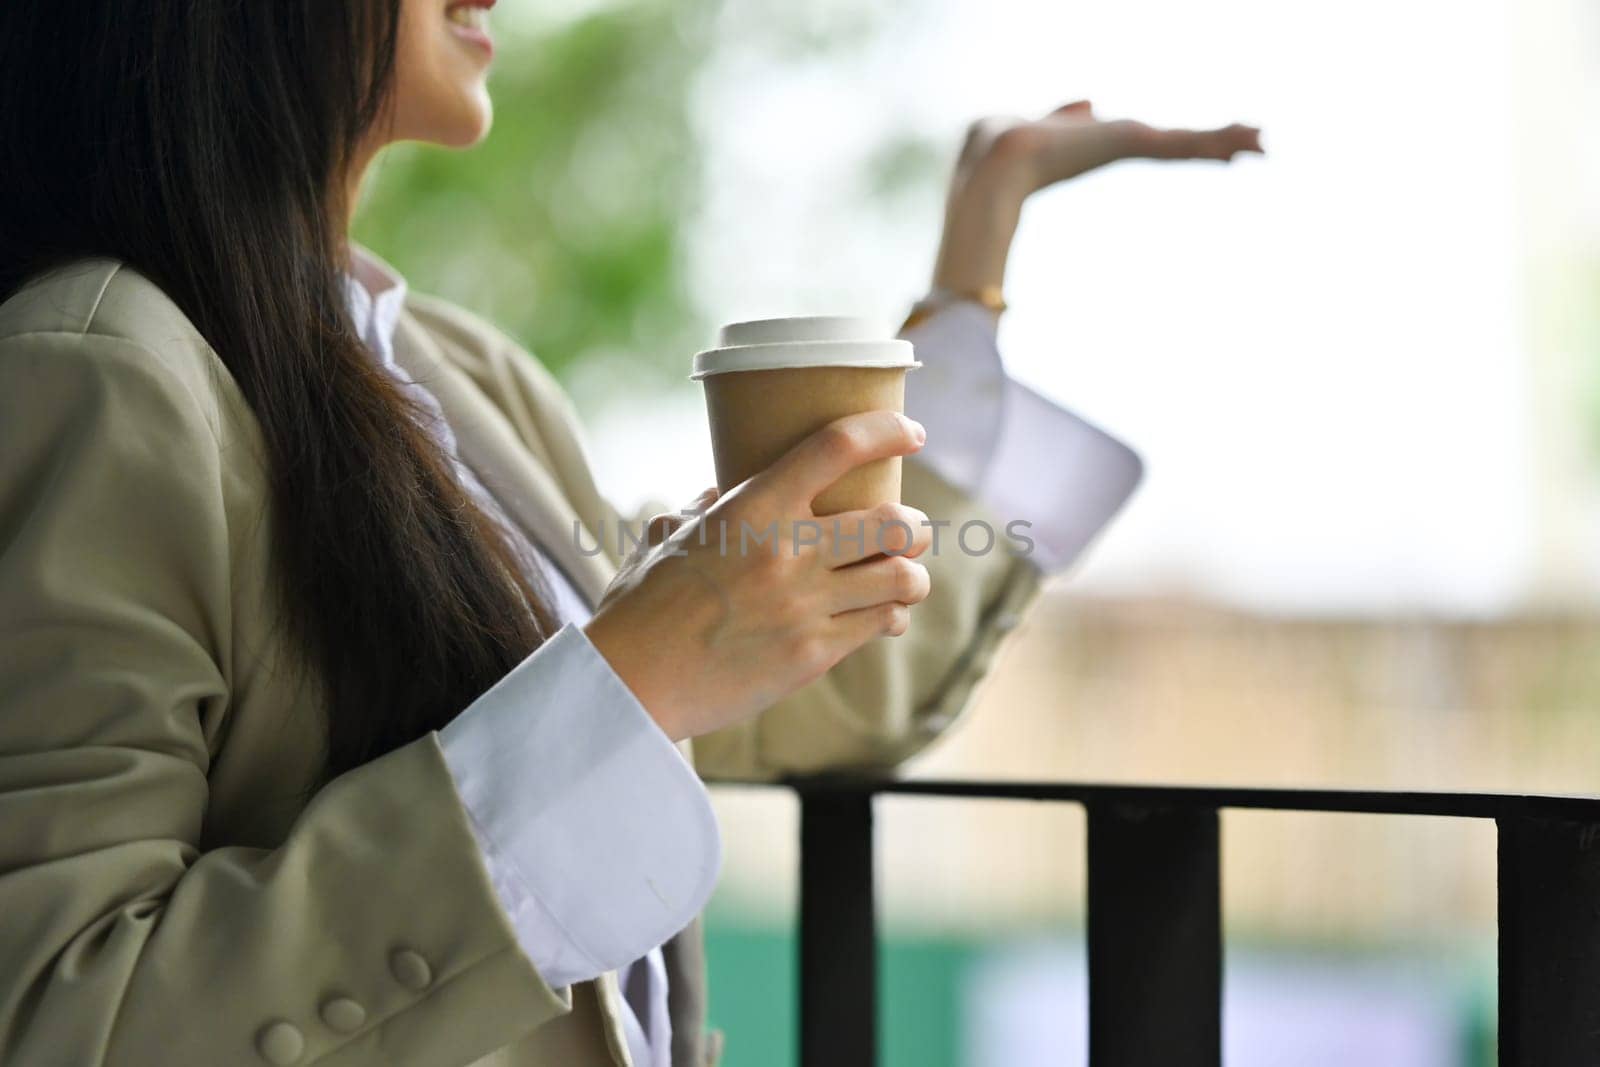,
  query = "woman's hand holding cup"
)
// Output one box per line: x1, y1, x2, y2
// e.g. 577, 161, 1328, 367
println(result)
583, 409, 933, 743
